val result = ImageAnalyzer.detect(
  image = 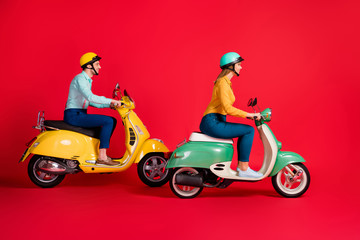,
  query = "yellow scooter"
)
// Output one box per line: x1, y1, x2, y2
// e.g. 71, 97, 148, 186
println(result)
19, 84, 171, 188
